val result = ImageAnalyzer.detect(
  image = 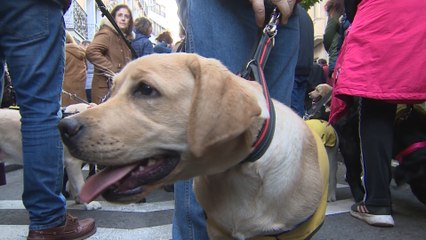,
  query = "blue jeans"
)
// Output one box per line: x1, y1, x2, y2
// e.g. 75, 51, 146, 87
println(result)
291, 75, 309, 117
173, 1, 300, 239
0, 0, 67, 231
172, 180, 209, 240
